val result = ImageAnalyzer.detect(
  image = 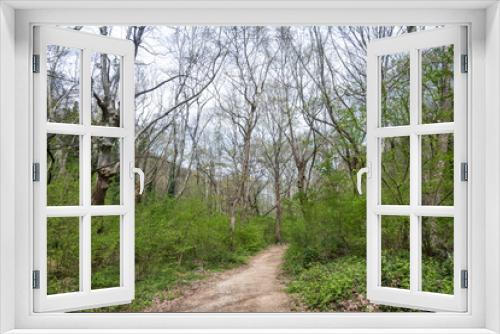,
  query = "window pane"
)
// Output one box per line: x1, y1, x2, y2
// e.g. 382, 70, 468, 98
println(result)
91, 53, 121, 127
47, 134, 80, 206
381, 137, 410, 205
380, 52, 410, 127
46, 45, 81, 124
421, 134, 454, 206
422, 217, 454, 294
381, 216, 410, 289
91, 137, 121, 205
47, 217, 80, 294
421, 45, 454, 124
91, 216, 121, 289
